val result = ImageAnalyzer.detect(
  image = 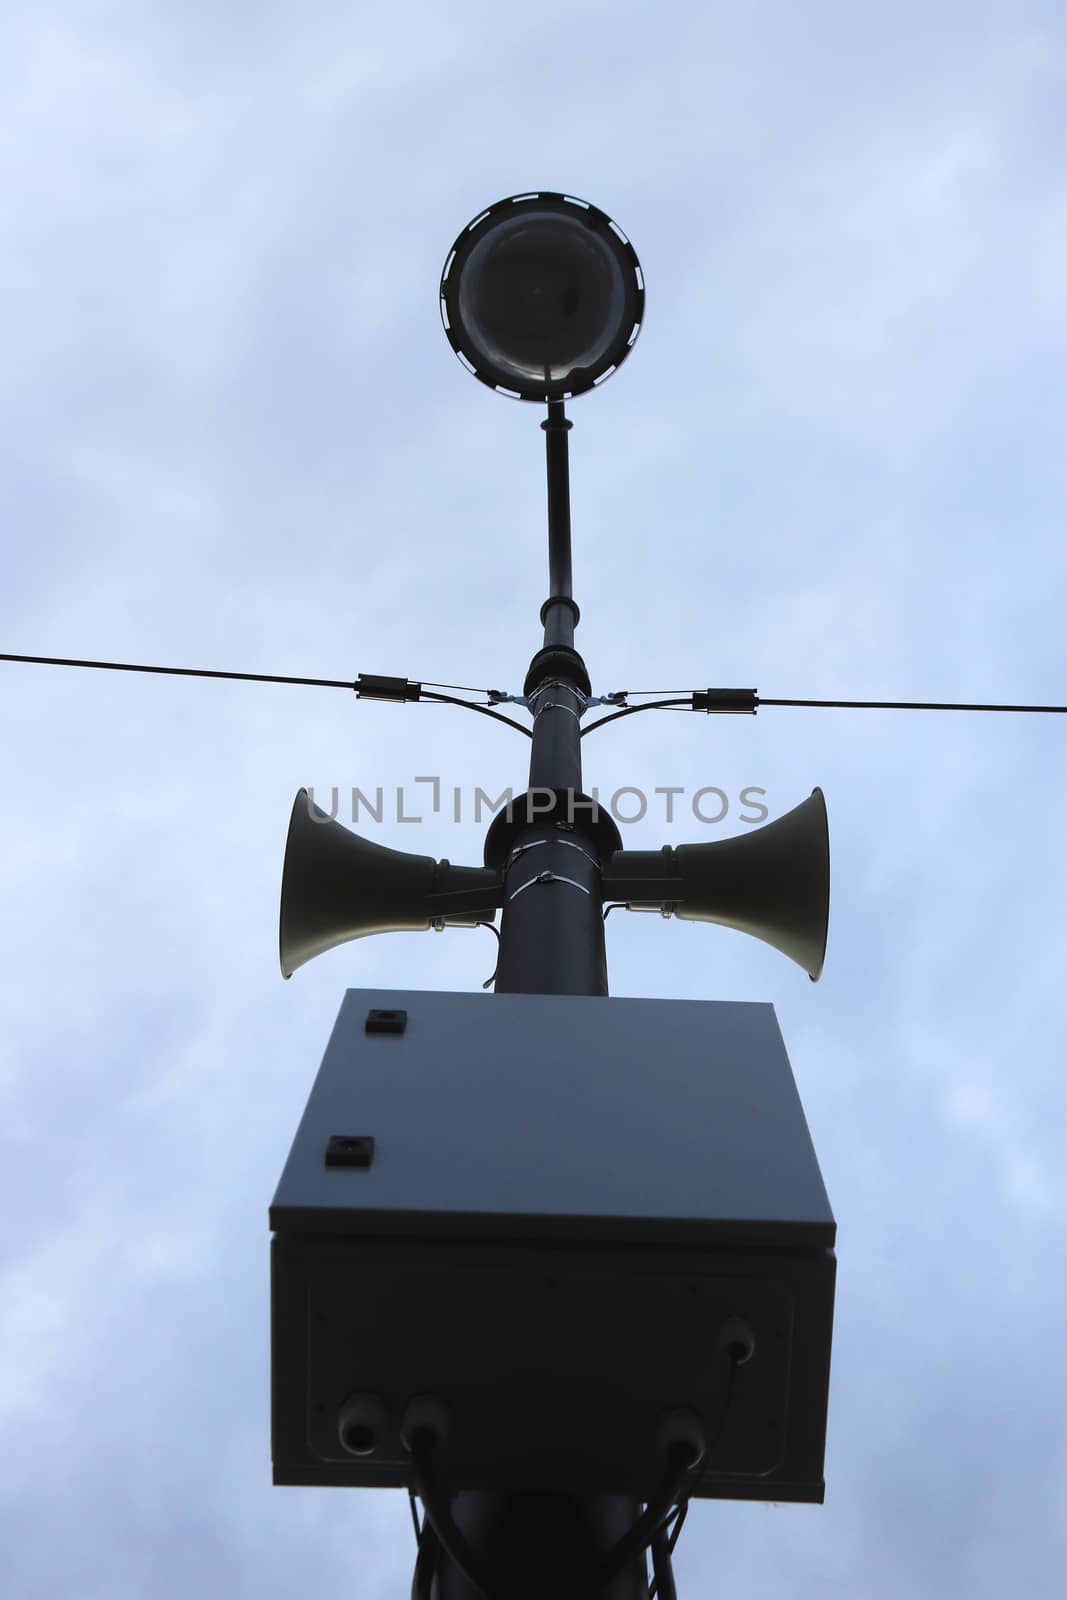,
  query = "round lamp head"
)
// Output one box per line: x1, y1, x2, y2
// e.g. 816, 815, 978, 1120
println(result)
440, 192, 644, 401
